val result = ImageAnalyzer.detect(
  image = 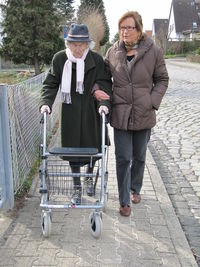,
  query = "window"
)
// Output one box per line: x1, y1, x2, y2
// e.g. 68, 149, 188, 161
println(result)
193, 22, 198, 29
